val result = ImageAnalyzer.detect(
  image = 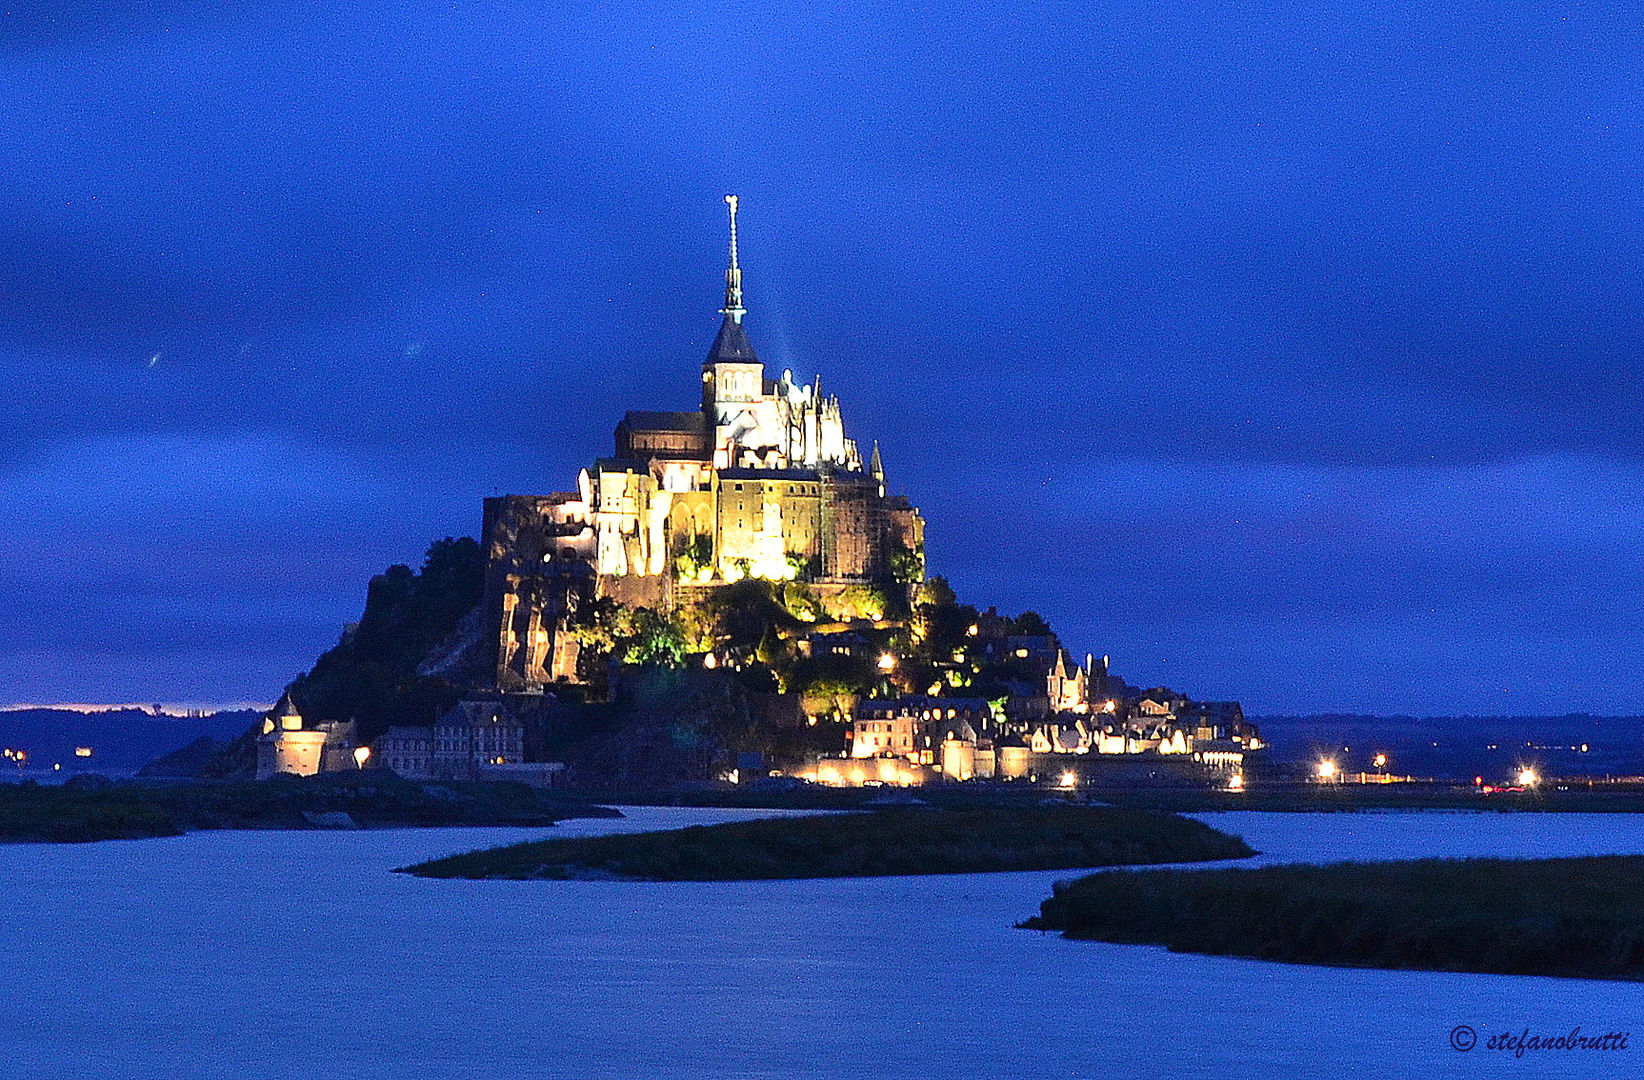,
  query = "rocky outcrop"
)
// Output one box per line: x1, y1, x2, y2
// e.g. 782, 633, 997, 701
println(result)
136, 736, 222, 778
414, 602, 493, 684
